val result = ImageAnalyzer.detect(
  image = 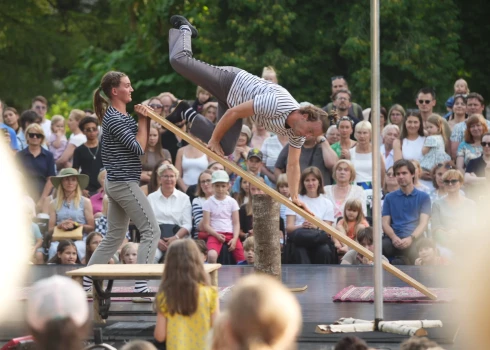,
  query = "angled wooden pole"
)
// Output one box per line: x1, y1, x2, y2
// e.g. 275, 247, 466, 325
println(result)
146, 110, 437, 300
